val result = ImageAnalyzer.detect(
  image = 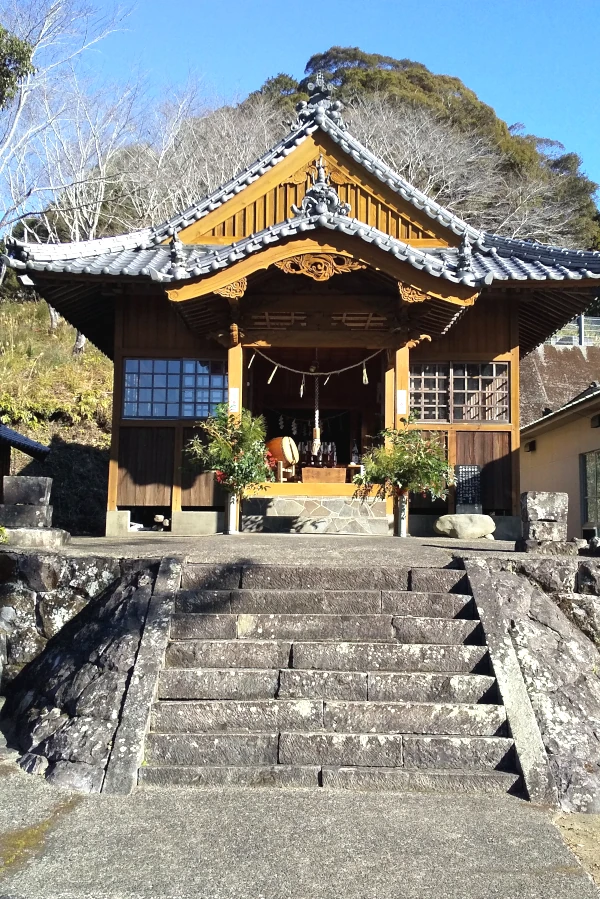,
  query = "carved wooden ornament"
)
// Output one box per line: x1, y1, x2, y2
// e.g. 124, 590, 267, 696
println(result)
405, 334, 432, 349
275, 253, 366, 282
399, 284, 428, 304
214, 277, 248, 299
